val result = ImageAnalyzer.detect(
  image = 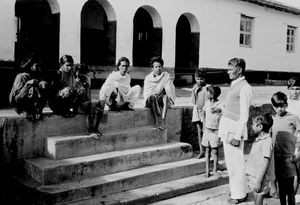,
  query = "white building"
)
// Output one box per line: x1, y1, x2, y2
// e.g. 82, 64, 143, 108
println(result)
1, 0, 300, 74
